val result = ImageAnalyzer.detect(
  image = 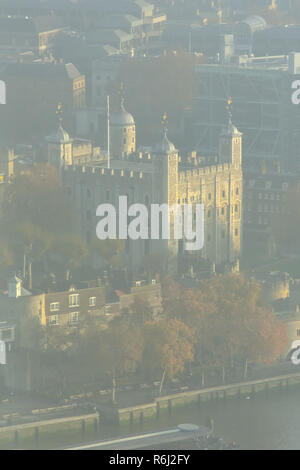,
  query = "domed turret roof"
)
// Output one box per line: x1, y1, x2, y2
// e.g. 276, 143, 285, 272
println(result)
46, 123, 71, 144
110, 100, 135, 127
221, 99, 242, 137
220, 118, 242, 137
154, 130, 177, 154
